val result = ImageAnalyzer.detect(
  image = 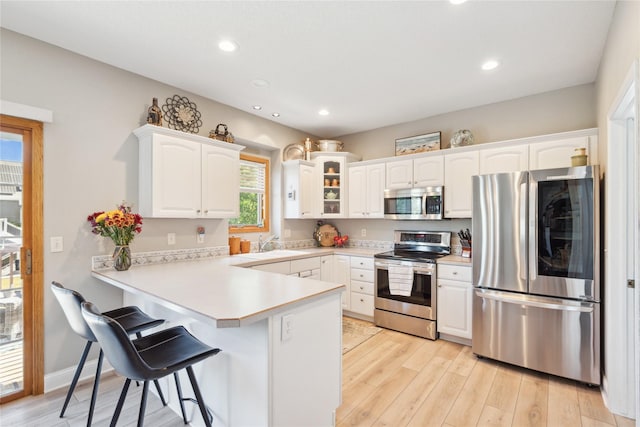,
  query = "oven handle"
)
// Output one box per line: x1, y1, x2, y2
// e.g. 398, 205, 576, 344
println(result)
375, 261, 434, 275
